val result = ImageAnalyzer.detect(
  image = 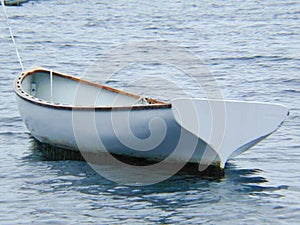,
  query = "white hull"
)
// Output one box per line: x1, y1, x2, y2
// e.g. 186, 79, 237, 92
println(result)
15, 68, 288, 170
16, 94, 220, 166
